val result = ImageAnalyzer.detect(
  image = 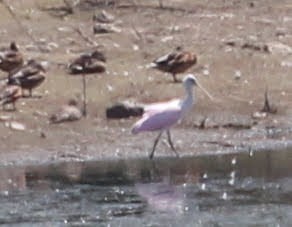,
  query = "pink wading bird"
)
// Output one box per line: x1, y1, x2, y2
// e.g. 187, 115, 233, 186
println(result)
131, 74, 213, 159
